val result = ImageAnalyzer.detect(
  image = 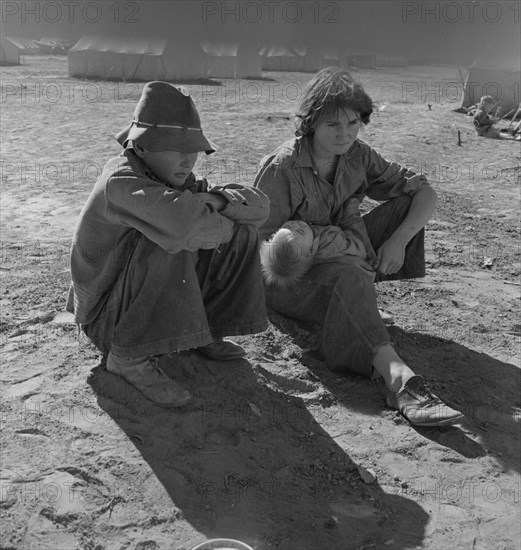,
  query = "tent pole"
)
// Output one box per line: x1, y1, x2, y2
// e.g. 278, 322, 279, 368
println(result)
130, 54, 144, 81
457, 65, 472, 108
506, 104, 521, 128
